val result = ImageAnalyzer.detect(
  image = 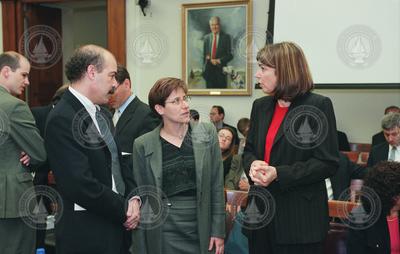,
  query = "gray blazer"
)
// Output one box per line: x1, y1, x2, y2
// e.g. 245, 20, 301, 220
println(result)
131, 122, 225, 254
0, 86, 46, 218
